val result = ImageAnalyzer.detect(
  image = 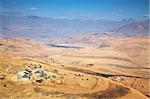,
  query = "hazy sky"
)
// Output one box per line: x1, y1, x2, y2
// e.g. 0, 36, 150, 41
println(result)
0, 0, 149, 20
